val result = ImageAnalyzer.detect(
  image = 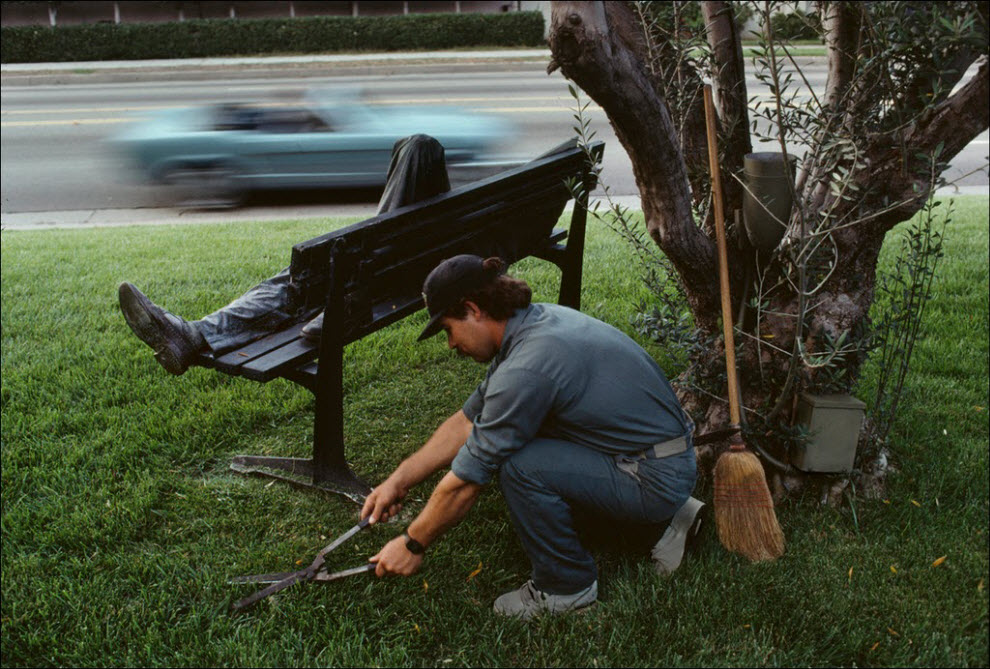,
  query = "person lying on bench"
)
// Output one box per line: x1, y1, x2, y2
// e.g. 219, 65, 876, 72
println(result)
361, 254, 706, 619
118, 134, 451, 375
